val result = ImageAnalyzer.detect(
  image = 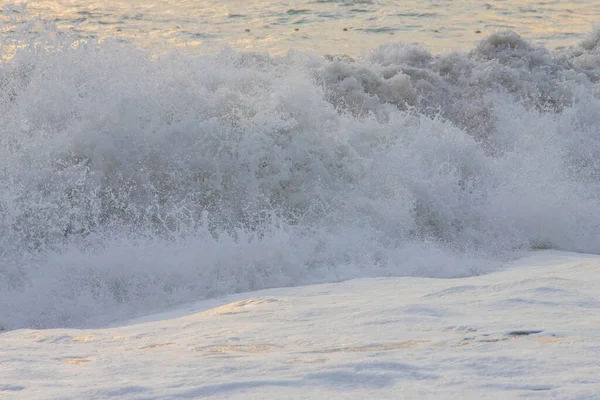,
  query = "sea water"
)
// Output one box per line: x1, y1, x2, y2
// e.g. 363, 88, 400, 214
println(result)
1, 1, 599, 330
3, 0, 600, 55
